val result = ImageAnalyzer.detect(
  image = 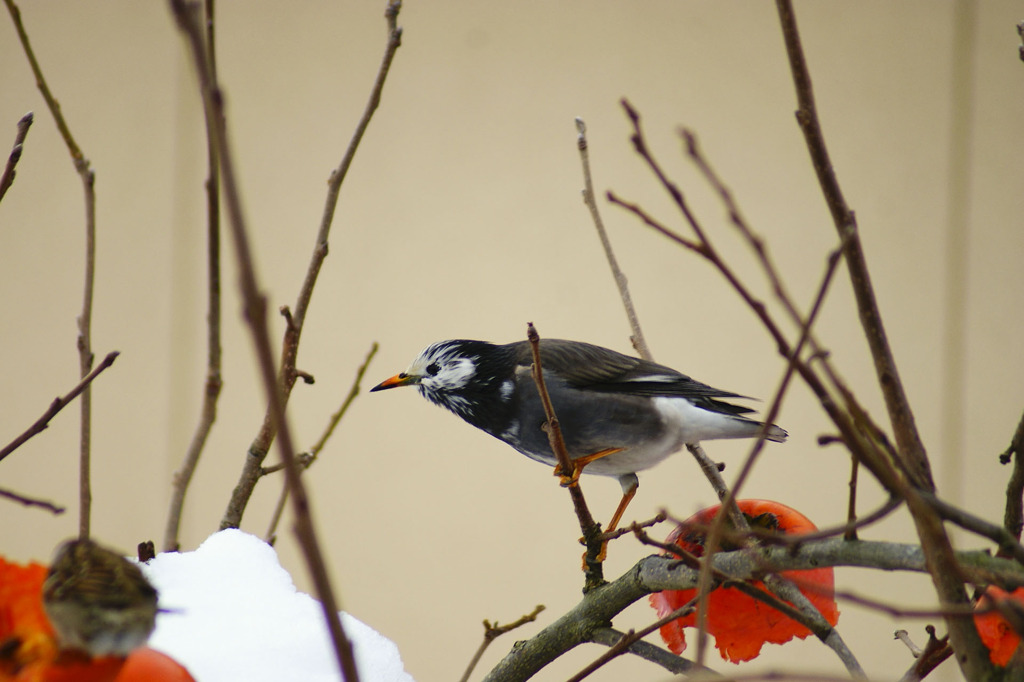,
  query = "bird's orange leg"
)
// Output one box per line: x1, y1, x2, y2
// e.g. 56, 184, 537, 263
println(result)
583, 479, 639, 565
605, 481, 638, 536
553, 447, 624, 488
